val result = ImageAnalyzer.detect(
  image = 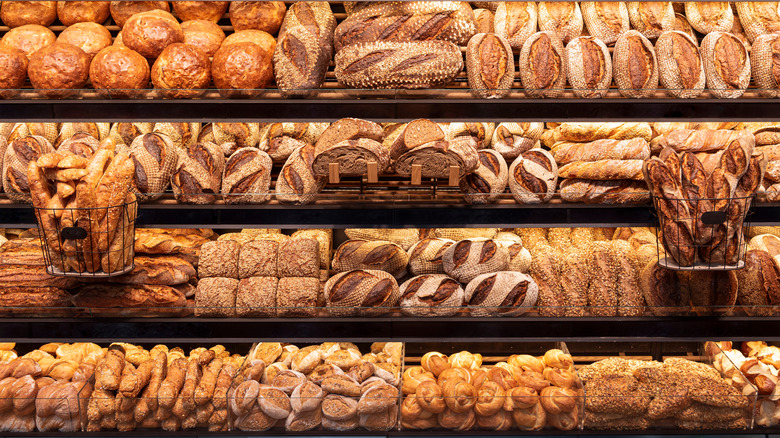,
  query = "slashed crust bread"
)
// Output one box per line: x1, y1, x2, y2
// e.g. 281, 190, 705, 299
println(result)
538, 2, 583, 44
655, 30, 706, 99
627, 2, 675, 39
518, 31, 567, 98
565, 36, 612, 98
751, 33, 780, 97
613, 30, 658, 98
581, 1, 630, 45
